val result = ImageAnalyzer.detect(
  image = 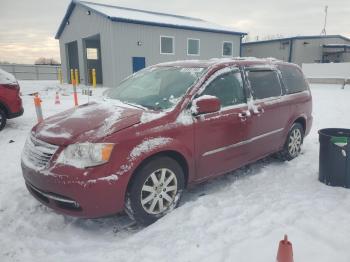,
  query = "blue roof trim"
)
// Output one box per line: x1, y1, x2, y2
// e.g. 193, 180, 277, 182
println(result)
323, 44, 350, 48
55, 0, 246, 39
242, 35, 350, 45
55, 0, 77, 39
